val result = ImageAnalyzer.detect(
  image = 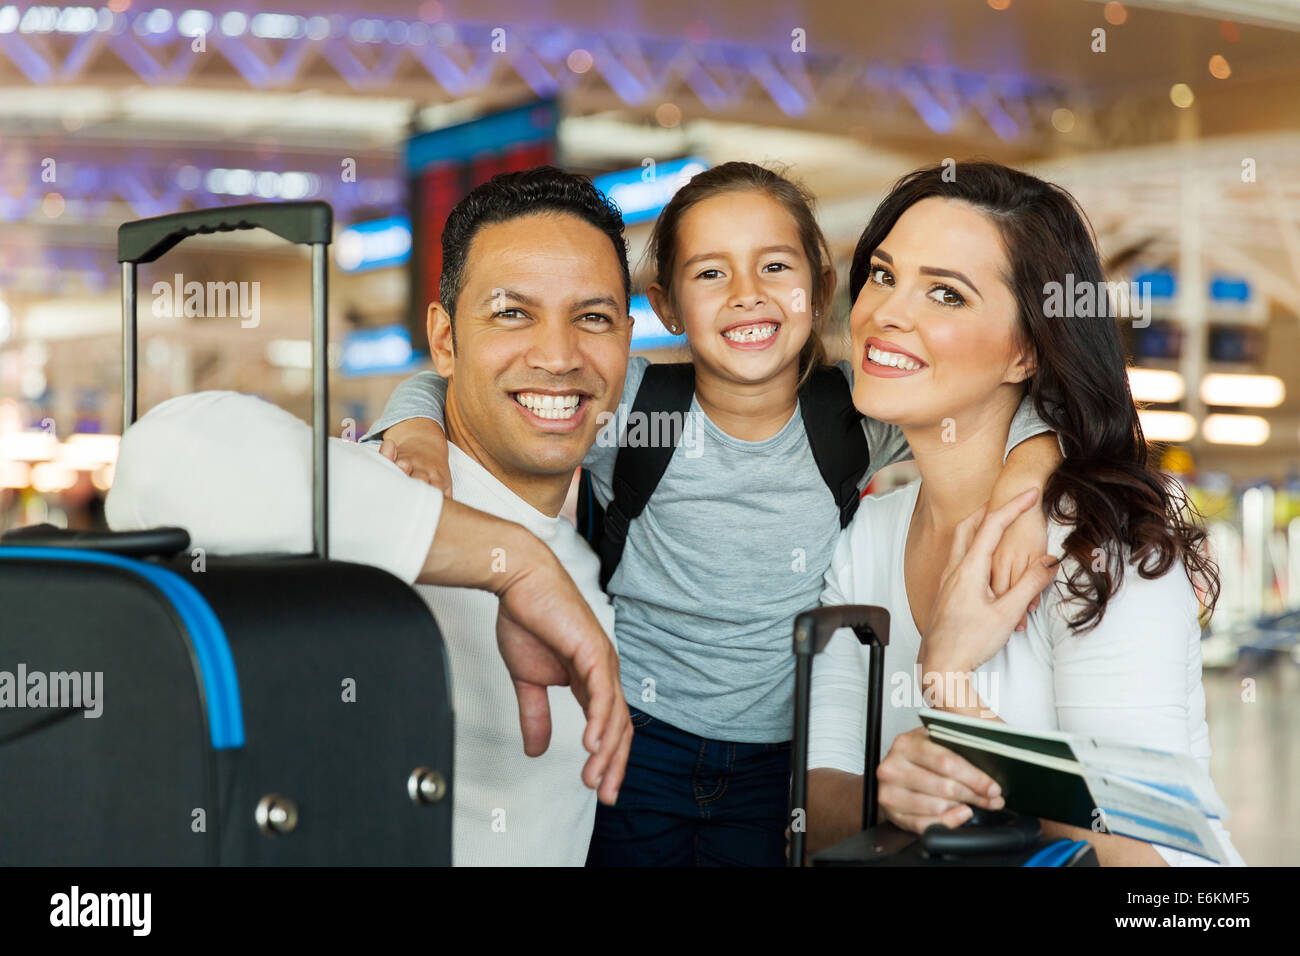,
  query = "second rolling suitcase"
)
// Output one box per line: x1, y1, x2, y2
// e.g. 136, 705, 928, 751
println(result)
787, 605, 1097, 867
